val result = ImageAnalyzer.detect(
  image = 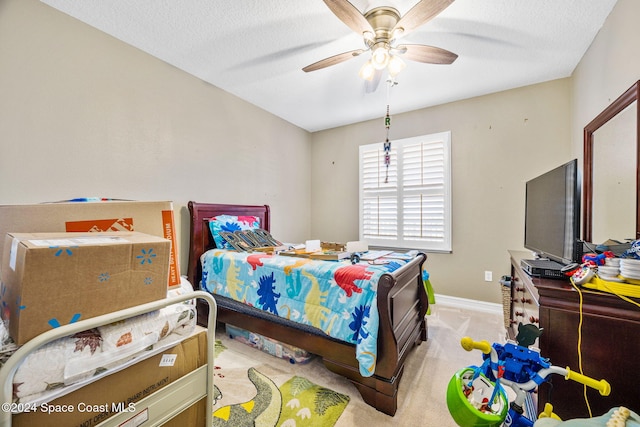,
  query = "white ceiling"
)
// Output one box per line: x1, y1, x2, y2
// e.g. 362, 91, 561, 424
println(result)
41, 0, 618, 132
